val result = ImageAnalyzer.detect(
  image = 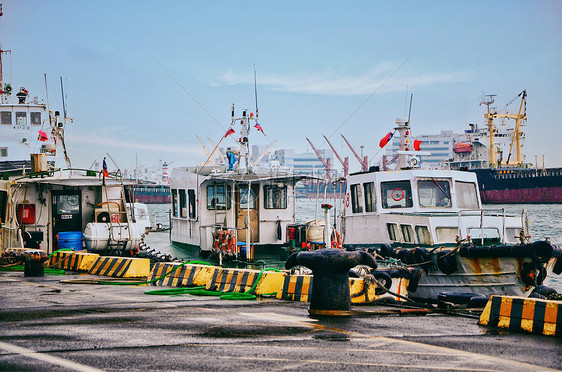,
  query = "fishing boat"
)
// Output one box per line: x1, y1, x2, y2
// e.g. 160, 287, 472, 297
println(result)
447, 90, 562, 203
0, 45, 145, 256
170, 106, 313, 260
287, 117, 562, 300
